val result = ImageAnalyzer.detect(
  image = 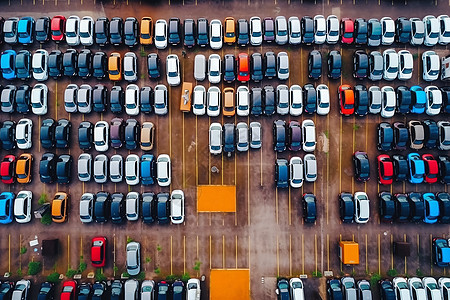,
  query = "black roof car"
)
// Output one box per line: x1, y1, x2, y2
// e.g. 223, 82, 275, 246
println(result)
15, 84, 31, 114
379, 280, 395, 300
308, 50, 322, 79
353, 151, 370, 182
251, 53, 263, 82
224, 54, 236, 83
354, 84, 368, 116
327, 279, 344, 300
354, 18, 368, 44
395, 17, 411, 43
95, 192, 110, 223
109, 17, 123, 46
223, 123, 235, 155
196, 18, 208, 46
35, 17, 50, 42
55, 119, 71, 149
379, 192, 395, 223
437, 192, 450, 224
78, 283, 92, 300
40, 118, 56, 149
157, 192, 170, 224
339, 192, 354, 223
168, 17, 181, 45
93, 51, 107, 79
302, 193, 317, 223
91, 282, 106, 300
441, 86, 450, 113
78, 49, 92, 79
251, 87, 262, 116
353, 50, 368, 79
56, 154, 72, 184
110, 86, 124, 114
110, 193, 125, 224
377, 122, 393, 151
93, 84, 107, 113
142, 192, 156, 224
48, 49, 62, 78
0, 121, 15, 150
237, 19, 249, 46
39, 152, 56, 183
16, 50, 31, 80
393, 122, 408, 150
63, 49, 78, 77
110, 280, 123, 300
276, 278, 290, 300
423, 119, 438, 149
95, 17, 109, 46
273, 120, 286, 152
147, 53, 161, 79
78, 121, 93, 150
37, 282, 54, 300
303, 83, 316, 114
408, 192, 424, 222
439, 155, 450, 184
0, 282, 14, 300
183, 19, 196, 48
394, 193, 410, 222
328, 50, 341, 79
125, 119, 139, 150
141, 87, 153, 114
396, 85, 411, 114
264, 52, 276, 79
393, 154, 408, 182
124, 17, 138, 47
263, 85, 275, 115
301, 16, 314, 44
